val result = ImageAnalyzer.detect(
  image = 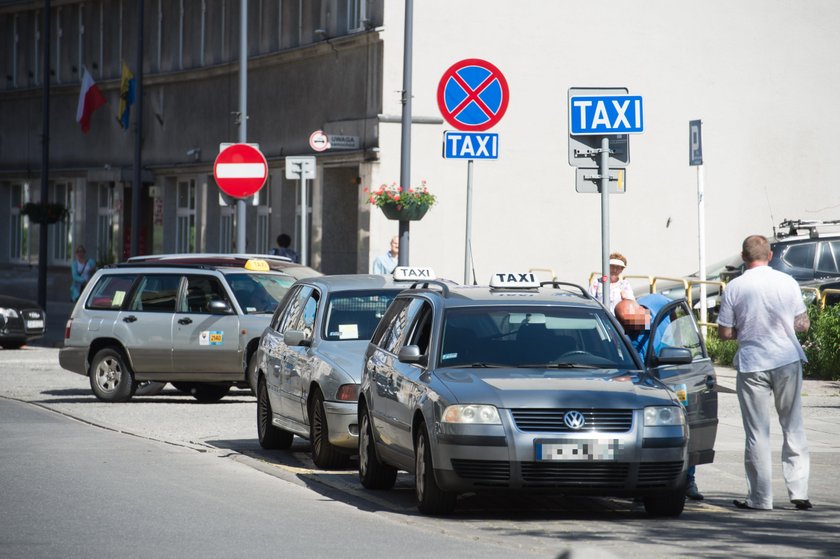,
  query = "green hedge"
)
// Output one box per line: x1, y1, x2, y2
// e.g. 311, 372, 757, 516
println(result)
705, 304, 840, 381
